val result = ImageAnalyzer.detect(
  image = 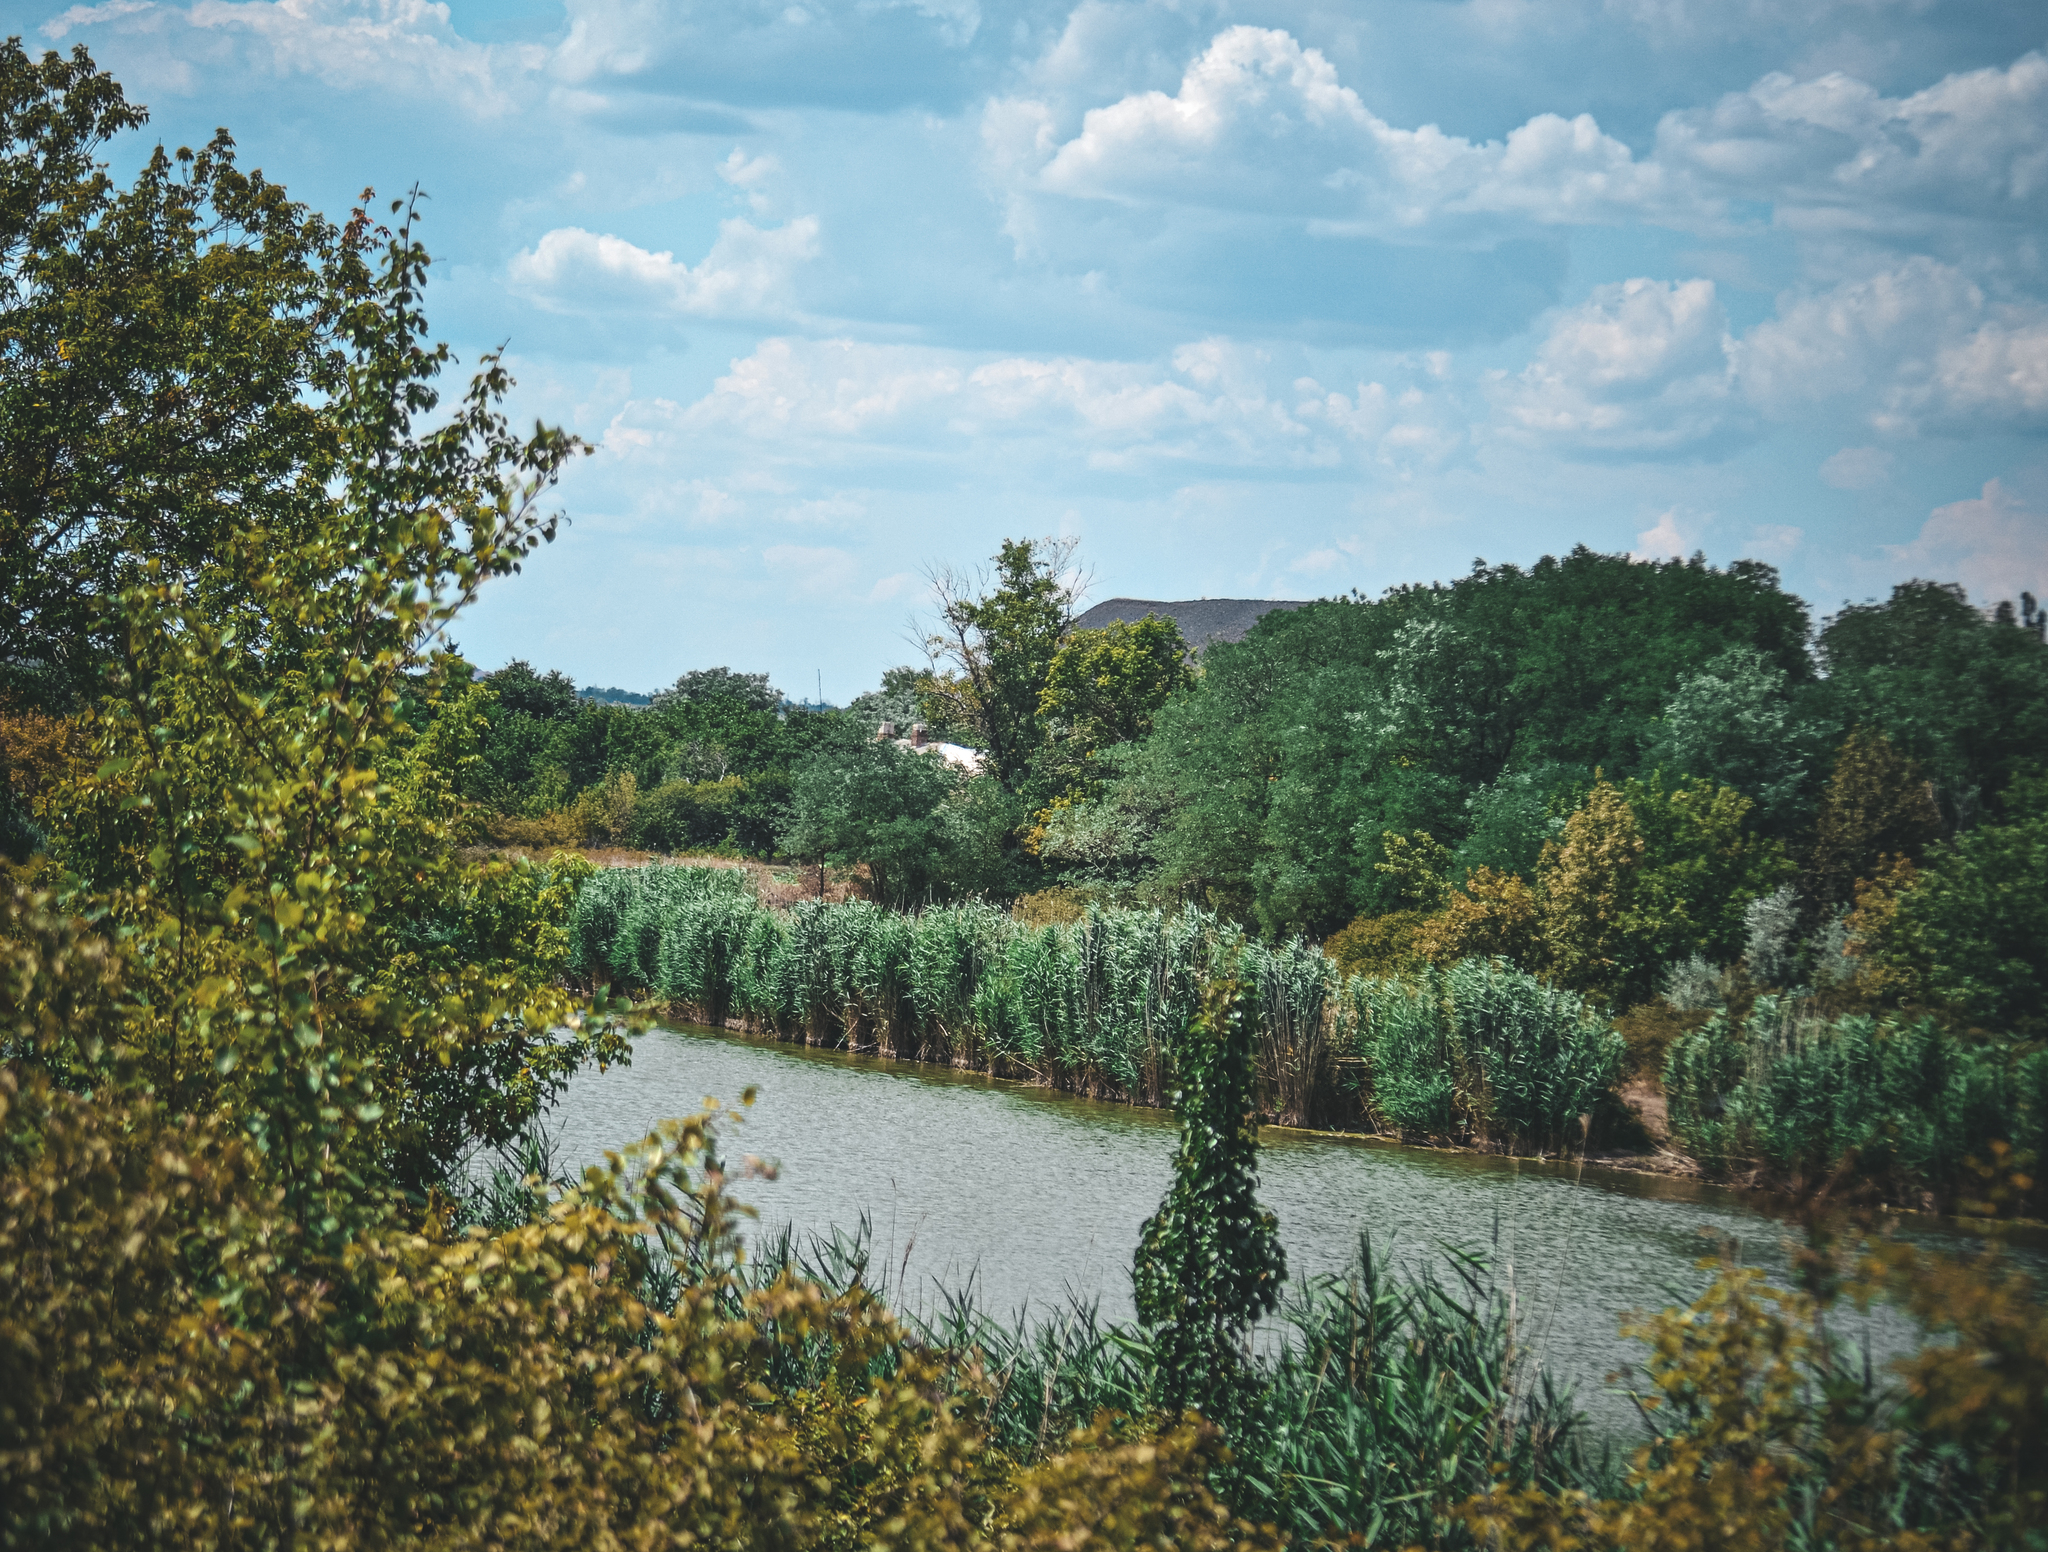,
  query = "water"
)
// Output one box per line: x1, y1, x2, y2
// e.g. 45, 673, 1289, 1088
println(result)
542, 1024, 2034, 1435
